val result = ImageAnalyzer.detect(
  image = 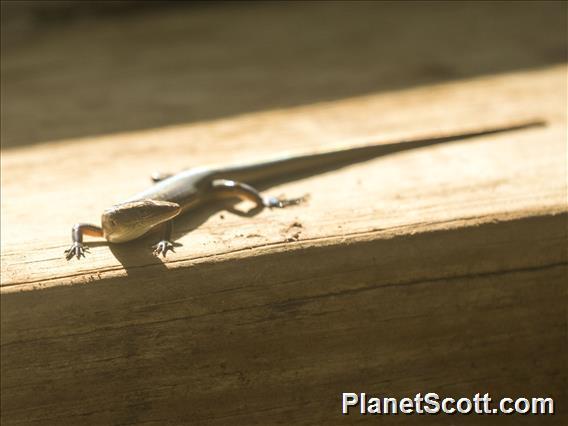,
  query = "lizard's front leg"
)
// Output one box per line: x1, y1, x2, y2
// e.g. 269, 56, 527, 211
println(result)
65, 223, 103, 260
152, 220, 176, 257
